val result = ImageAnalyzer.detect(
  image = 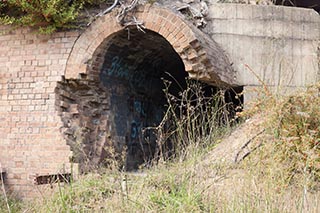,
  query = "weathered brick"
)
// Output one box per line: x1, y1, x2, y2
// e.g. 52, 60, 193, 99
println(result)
0, 2, 255, 200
